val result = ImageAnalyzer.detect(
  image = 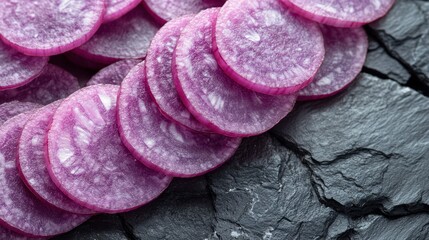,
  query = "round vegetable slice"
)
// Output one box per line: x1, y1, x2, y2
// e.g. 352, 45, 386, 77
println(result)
0, 41, 48, 90
0, 112, 90, 237
213, 0, 325, 95
146, 15, 210, 132
173, 8, 297, 137
47, 85, 172, 213
141, 0, 225, 24
299, 26, 368, 100
87, 59, 141, 86
0, 0, 105, 56
118, 62, 242, 178
104, 0, 142, 23
0, 64, 80, 105
18, 101, 96, 215
0, 101, 41, 126
279, 0, 396, 27
73, 6, 159, 65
